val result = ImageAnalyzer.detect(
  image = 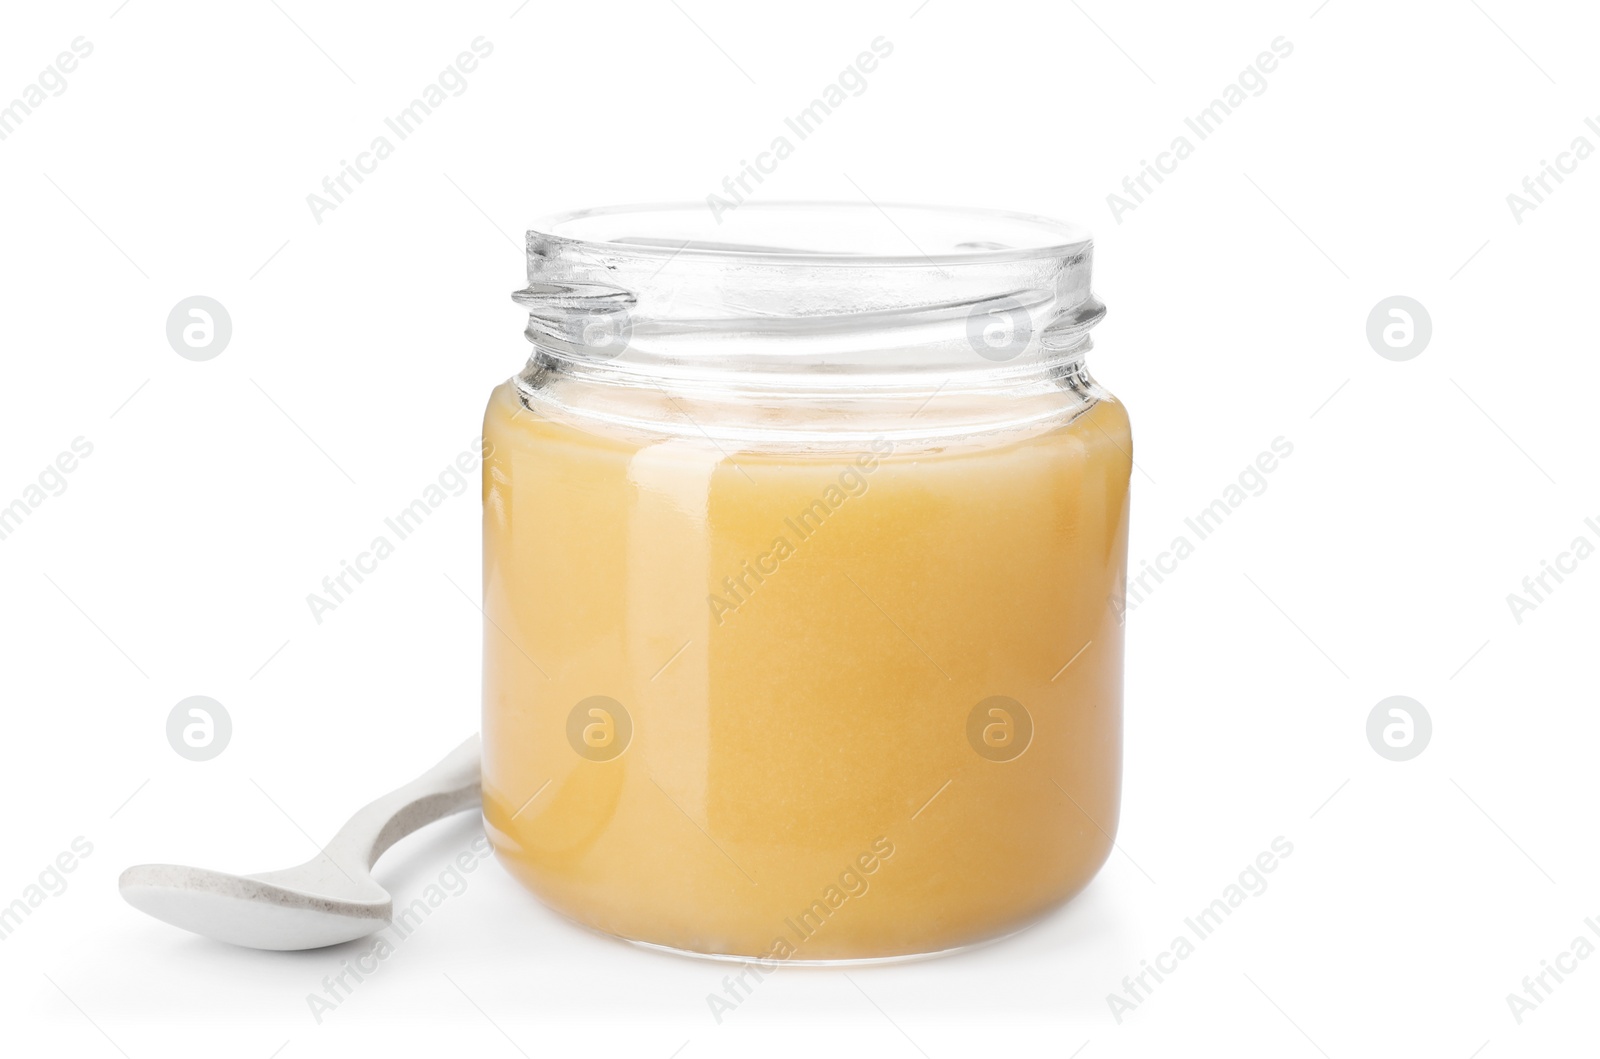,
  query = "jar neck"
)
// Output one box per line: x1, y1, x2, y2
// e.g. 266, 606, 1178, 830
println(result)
510, 203, 1109, 446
